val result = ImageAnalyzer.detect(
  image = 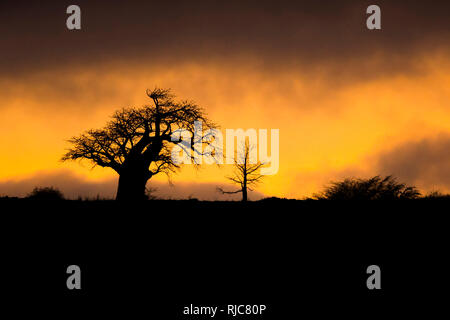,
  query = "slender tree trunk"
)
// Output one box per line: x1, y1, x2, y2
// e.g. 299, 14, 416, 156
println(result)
242, 187, 248, 202
242, 177, 248, 202
116, 171, 150, 200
